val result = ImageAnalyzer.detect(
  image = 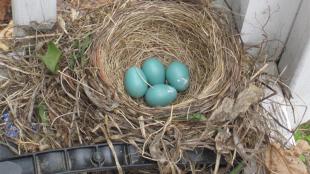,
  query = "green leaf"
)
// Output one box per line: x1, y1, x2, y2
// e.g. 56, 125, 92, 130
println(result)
296, 122, 310, 143
79, 35, 91, 51
68, 35, 91, 69
189, 113, 207, 121
299, 154, 306, 163
294, 130, 303, 141
41, 42, 62, 73
305, 135, 310, 144
174, 113, 207, 121
230, 162, 244, 174
37, 103, 49, 124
